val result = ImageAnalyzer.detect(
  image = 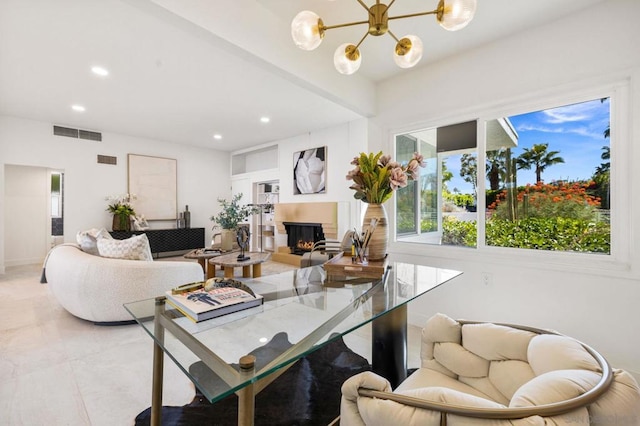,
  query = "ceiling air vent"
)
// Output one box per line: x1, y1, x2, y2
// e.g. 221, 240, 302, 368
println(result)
53, 125, 102, 141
